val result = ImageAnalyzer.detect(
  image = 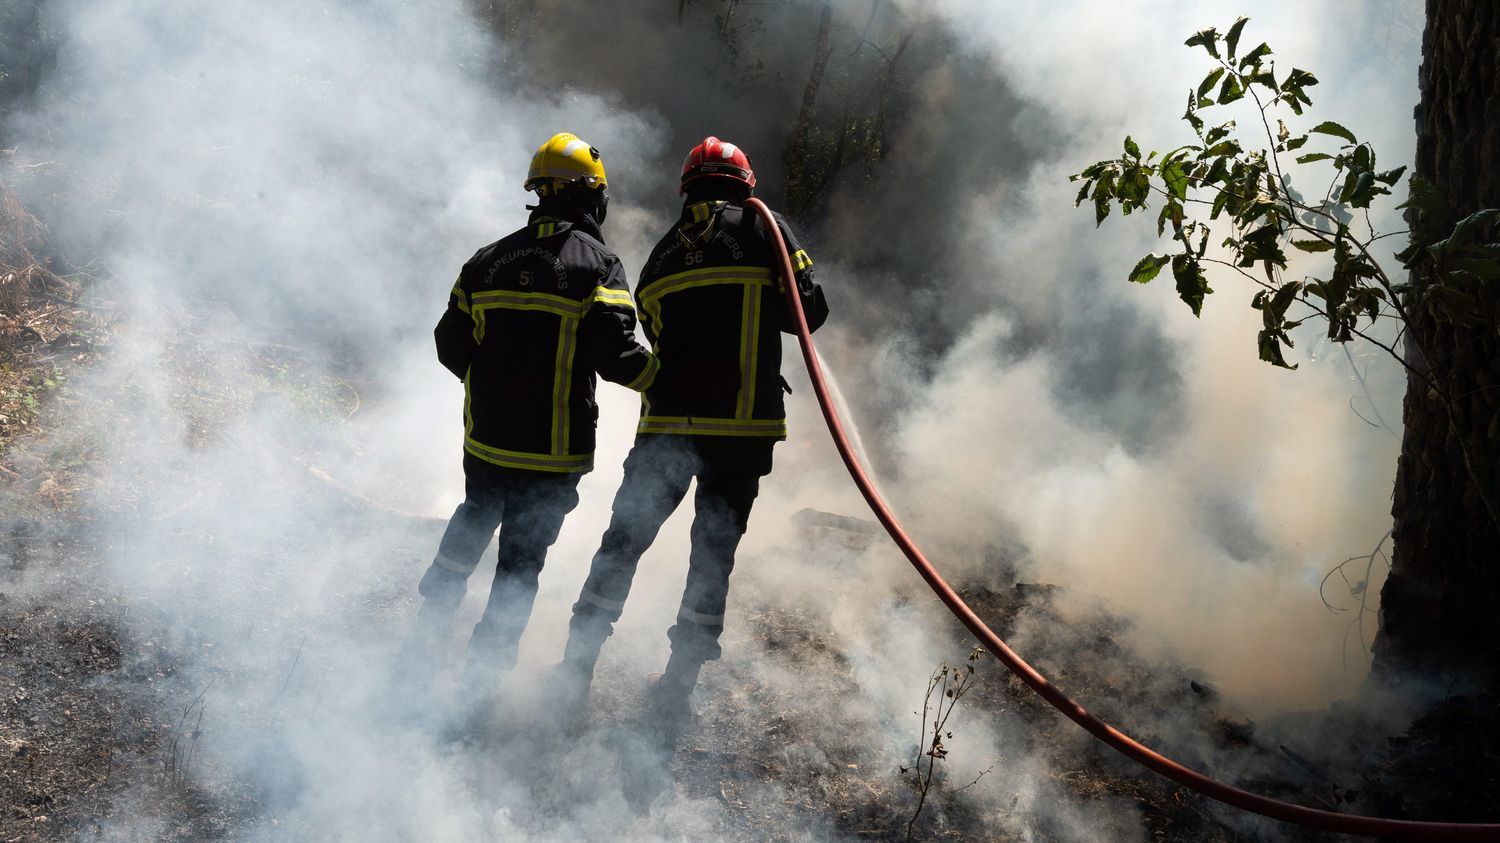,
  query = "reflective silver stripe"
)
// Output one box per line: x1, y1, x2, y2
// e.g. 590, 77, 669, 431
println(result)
464, 438, 593, 473
678, 607, 726, 626
580, 589, 626, 612
433, 552, 475, 574
636, 415, 787, 437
